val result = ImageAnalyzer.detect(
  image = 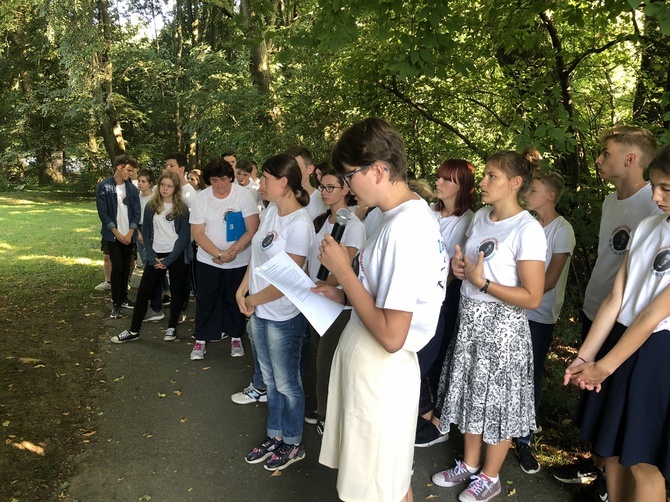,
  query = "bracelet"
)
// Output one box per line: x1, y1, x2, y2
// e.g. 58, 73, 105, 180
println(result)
577, 356, 589, 364
479, 279, 490, 294
217, 252, 222, 260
